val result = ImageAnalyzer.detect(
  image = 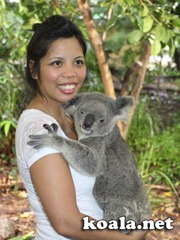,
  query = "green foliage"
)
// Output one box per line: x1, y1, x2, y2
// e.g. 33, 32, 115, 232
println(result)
10, 232, 34, 240
127, 96, 180, 191
99, 0, 180, 71
0, 1, 25, 160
